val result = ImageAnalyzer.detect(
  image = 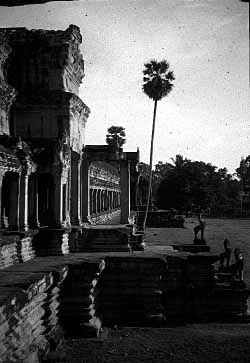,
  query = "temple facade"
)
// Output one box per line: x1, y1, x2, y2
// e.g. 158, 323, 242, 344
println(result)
0, 25, 138, 235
